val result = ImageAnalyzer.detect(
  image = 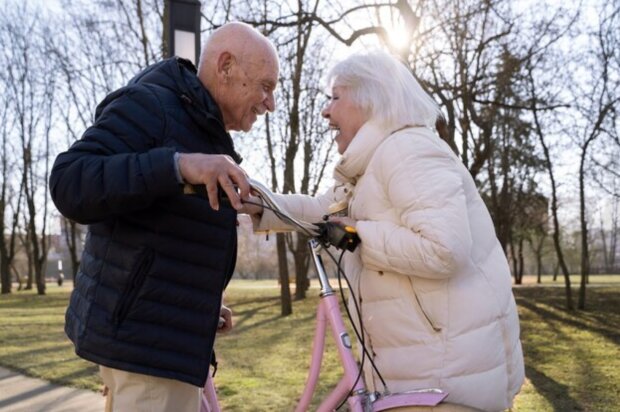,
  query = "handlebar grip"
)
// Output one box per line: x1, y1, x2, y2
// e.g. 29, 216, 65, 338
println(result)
315, 221, 361, 252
